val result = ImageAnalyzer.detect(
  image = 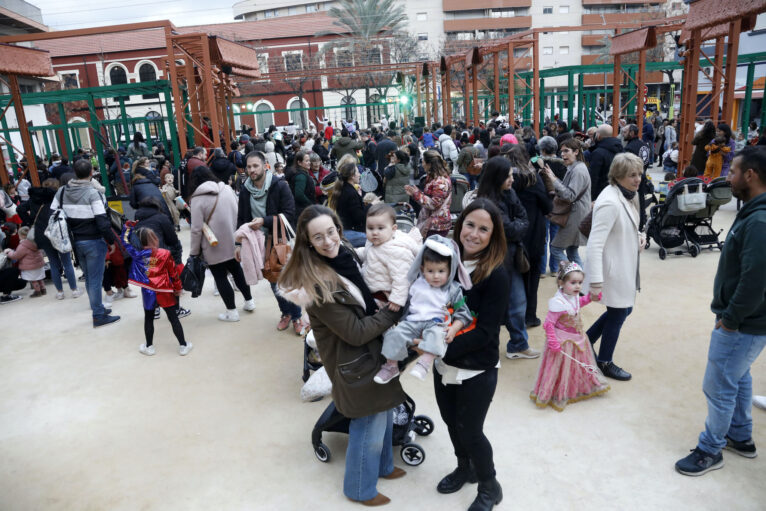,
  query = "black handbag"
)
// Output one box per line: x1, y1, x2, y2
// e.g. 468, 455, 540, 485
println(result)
180, 255, 207, 297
